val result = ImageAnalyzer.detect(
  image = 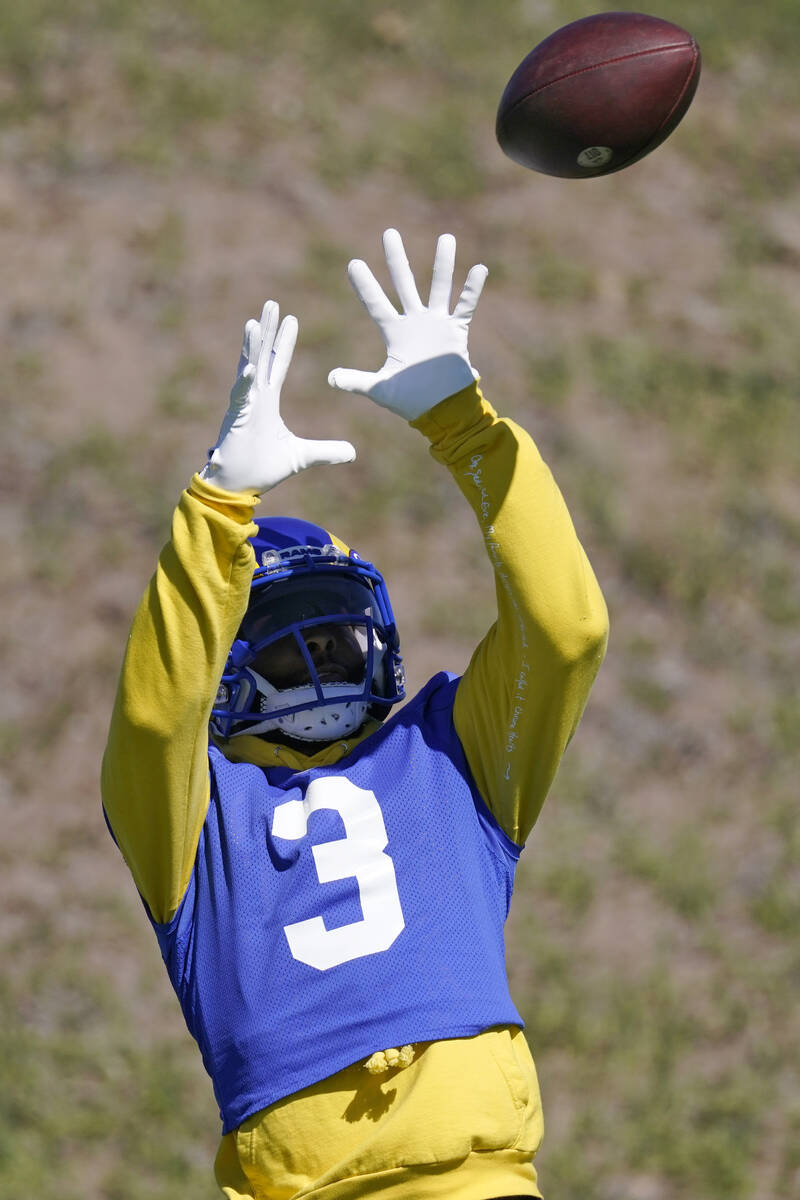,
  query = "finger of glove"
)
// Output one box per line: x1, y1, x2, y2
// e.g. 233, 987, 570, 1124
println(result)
230, 363, 256, 406
258, 300, 280, 360
347, 260, 397, 327
234, 319, 259, 376
428, 233, 456, 312
254, 308, 289, 389
244, 317, 263, 365
383, 228, 424, 313
266, 314, 298, 390
452, 263, 488, 321
296, 437, 357, 469
327, 367, 379, 396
